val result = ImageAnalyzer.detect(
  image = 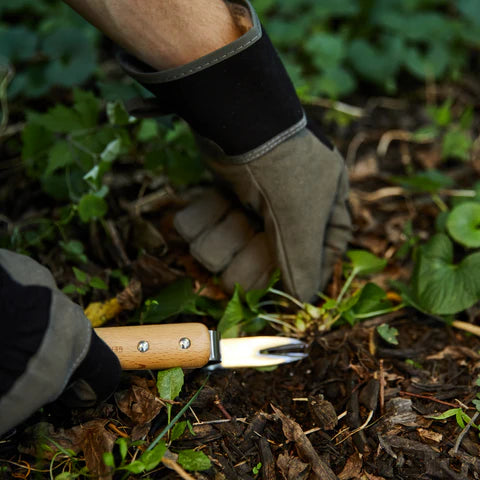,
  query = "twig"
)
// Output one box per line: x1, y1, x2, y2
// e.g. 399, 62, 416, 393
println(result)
399, 391, 473, 409
214, 395, 233, 420
454, 412, 479, 454
452, 320, 480, 338
335, 410, 375, 445
193, 417, 247, 426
